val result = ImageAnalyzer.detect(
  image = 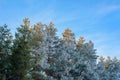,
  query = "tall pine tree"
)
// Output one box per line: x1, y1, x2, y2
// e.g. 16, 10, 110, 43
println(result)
11, 18, 32, 80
